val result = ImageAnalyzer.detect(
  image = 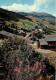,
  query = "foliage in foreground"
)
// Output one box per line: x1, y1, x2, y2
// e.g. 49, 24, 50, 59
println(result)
0, 38, 49, 80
